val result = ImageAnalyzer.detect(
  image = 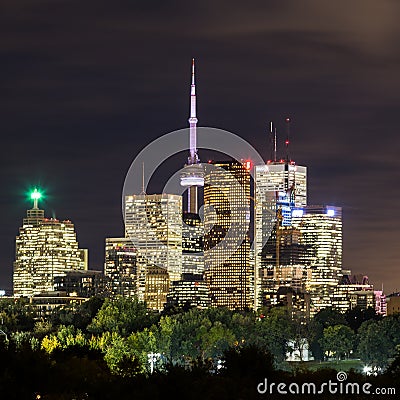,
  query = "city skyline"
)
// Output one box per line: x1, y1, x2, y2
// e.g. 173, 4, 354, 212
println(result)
1, 1, 399, 294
